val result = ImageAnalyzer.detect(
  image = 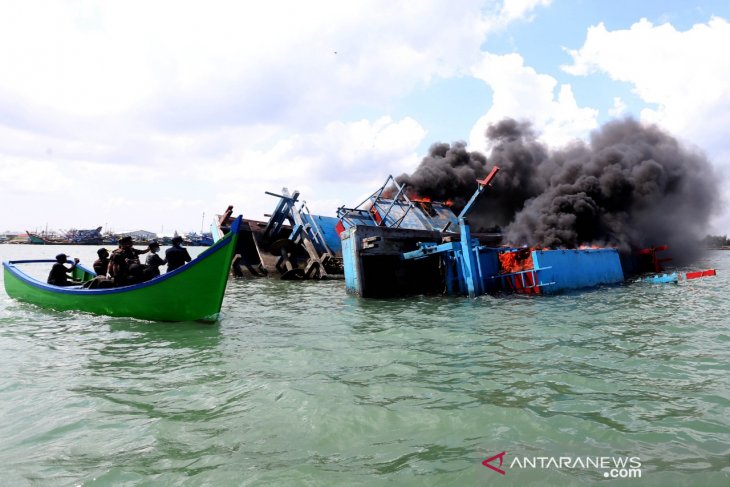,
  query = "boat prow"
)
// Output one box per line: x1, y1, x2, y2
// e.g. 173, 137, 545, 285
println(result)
2, 217, 242, 322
